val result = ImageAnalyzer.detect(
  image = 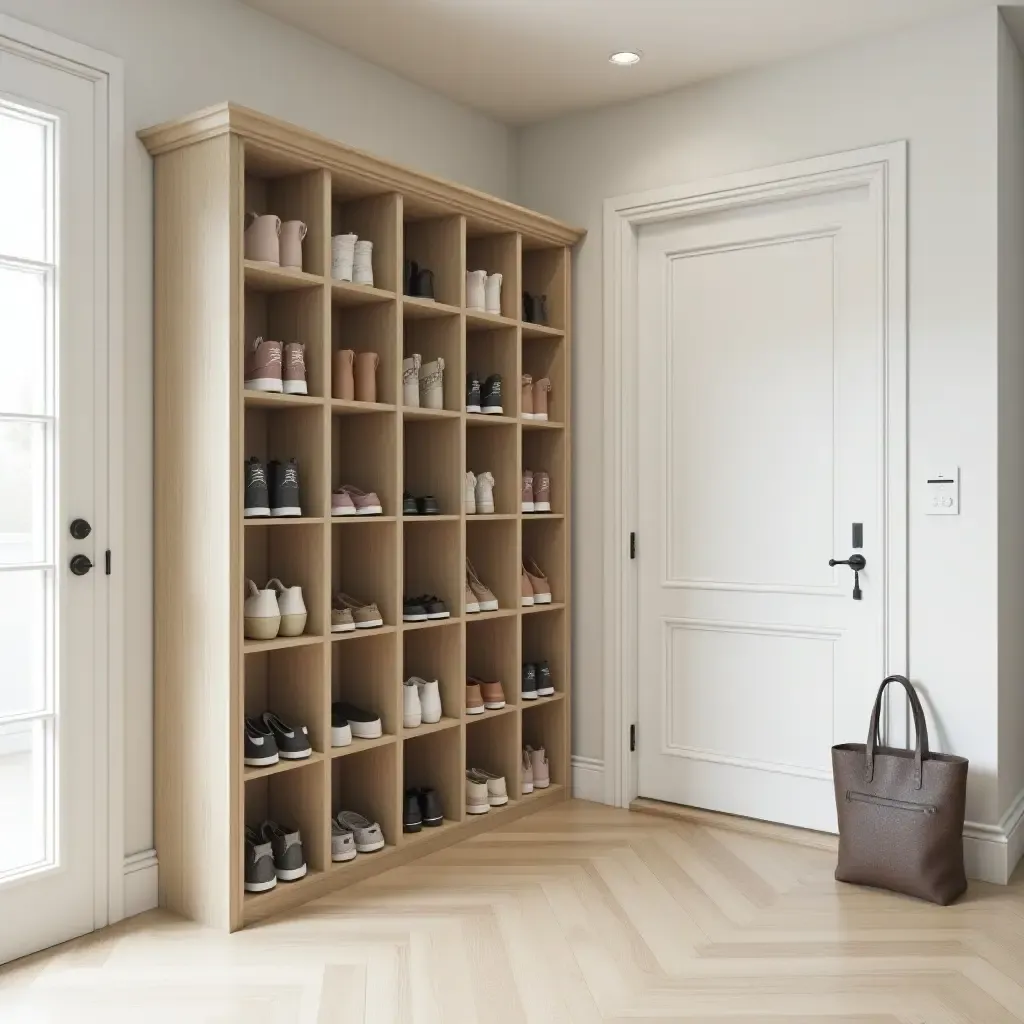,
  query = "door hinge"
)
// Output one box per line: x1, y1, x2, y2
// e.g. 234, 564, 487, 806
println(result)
105, 550, 111, 576
630, 532, 637, 559
630, 723, 637, 752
